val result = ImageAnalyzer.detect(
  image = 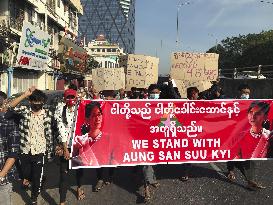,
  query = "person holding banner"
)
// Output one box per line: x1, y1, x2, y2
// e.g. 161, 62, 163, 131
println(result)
228, 99, 271, 190
179, 86, 200, 182
54, 89, 85, 204
72, 101, 115, 191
